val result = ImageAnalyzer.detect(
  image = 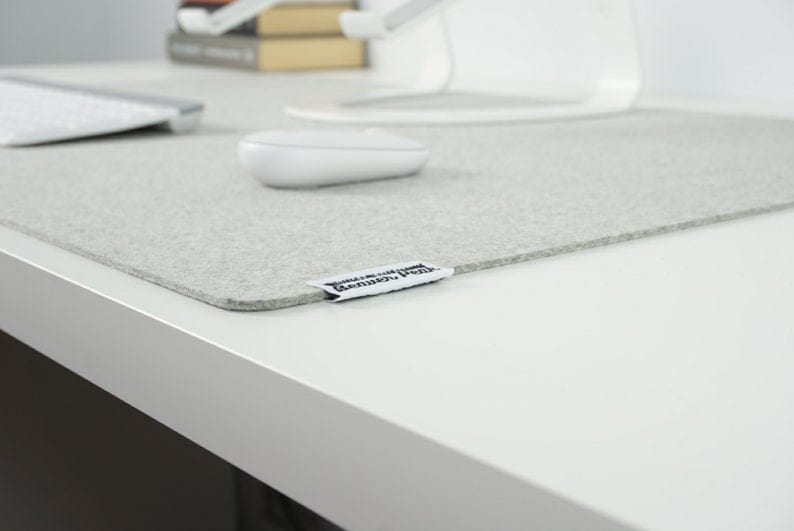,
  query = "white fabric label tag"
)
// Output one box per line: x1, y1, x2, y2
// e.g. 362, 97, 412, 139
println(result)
307, 261, 454, 302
